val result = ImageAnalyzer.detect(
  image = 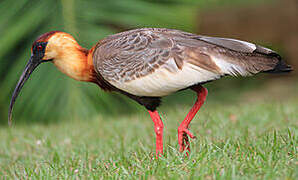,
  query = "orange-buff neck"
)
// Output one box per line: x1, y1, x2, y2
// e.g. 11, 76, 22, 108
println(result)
46, 34, 96, 82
